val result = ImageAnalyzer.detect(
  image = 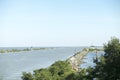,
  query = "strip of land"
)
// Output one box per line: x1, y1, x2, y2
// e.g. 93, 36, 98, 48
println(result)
67, 48, 89, 71
0, 47, 54, 53
67, 48, 103, 71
